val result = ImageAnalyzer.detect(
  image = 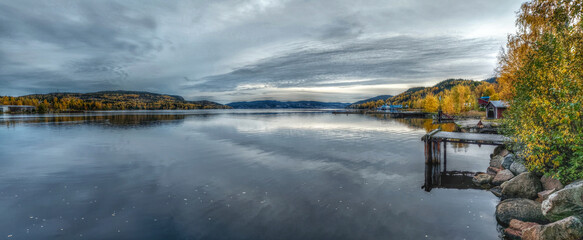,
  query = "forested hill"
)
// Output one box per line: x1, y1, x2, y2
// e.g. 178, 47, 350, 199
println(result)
1, 90, 231, 111
227, 100, 350, 109
388, 79, 485, 107
347, 78, 498, 110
